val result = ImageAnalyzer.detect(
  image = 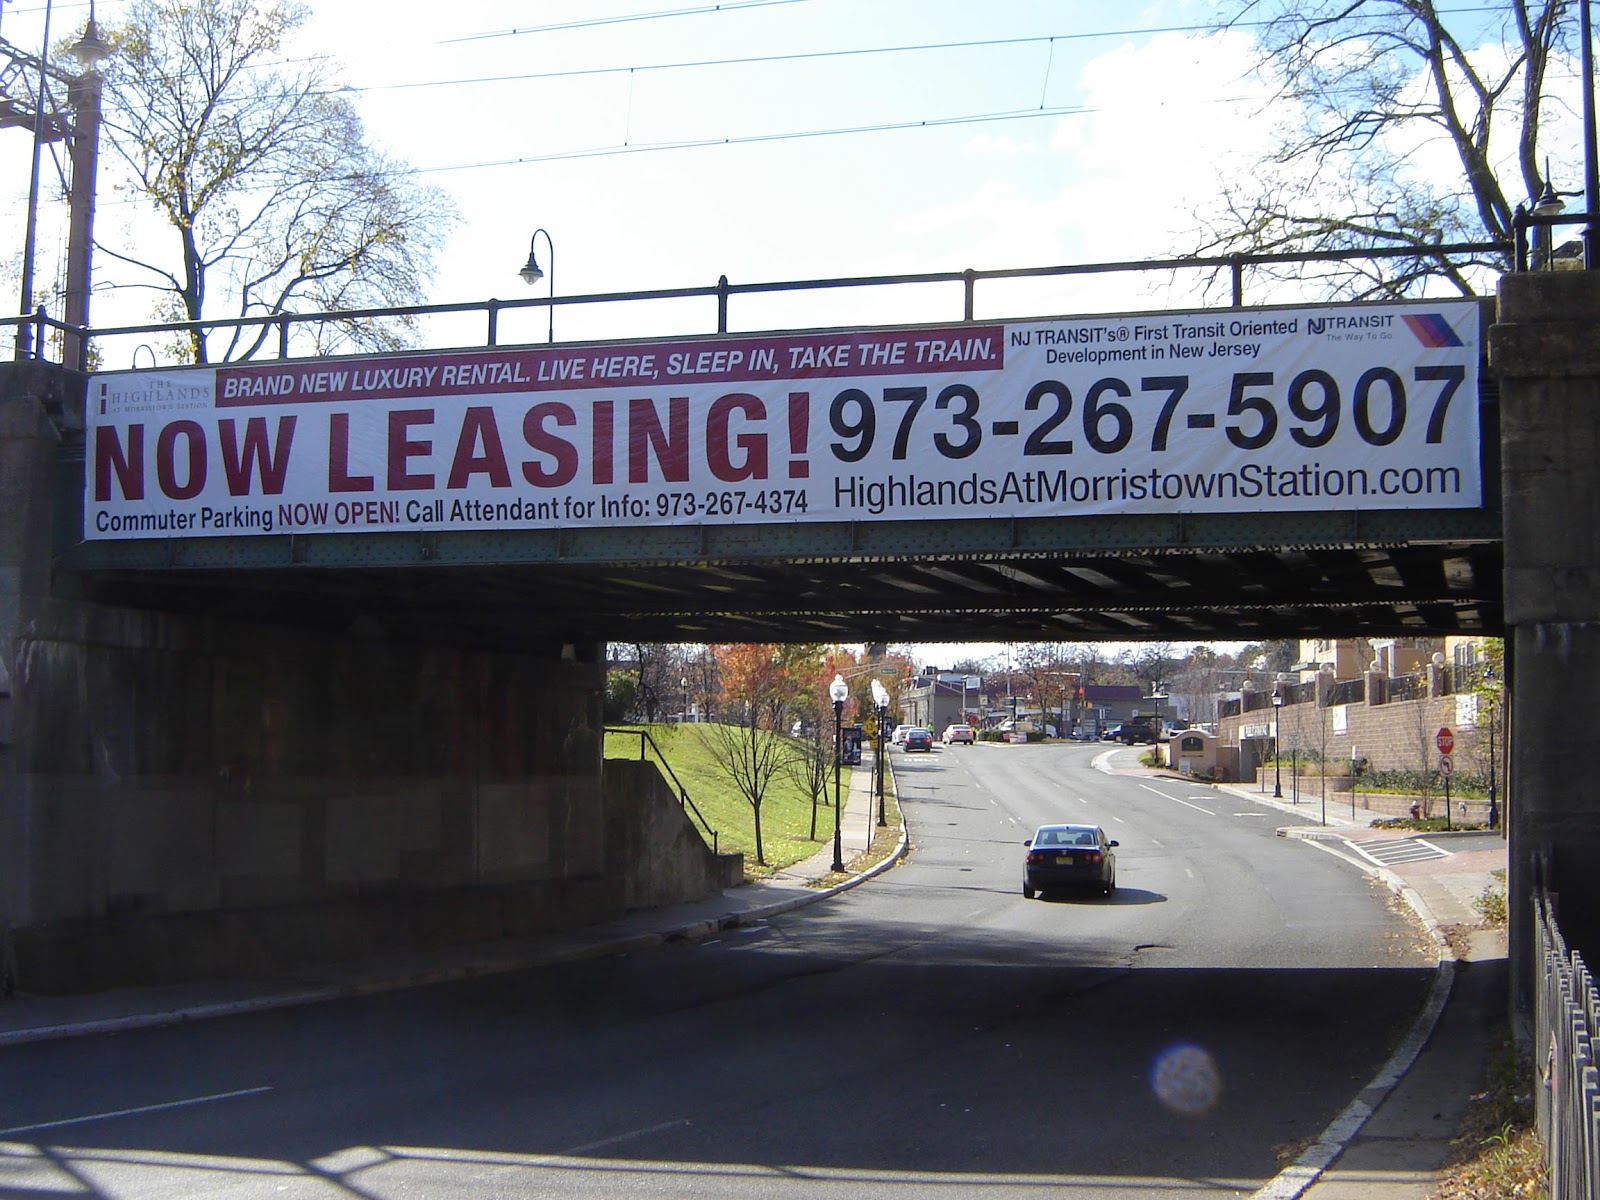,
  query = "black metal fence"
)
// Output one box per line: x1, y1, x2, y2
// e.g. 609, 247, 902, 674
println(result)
1536, 890, 1600, 1199
4, 240, 1511, 373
